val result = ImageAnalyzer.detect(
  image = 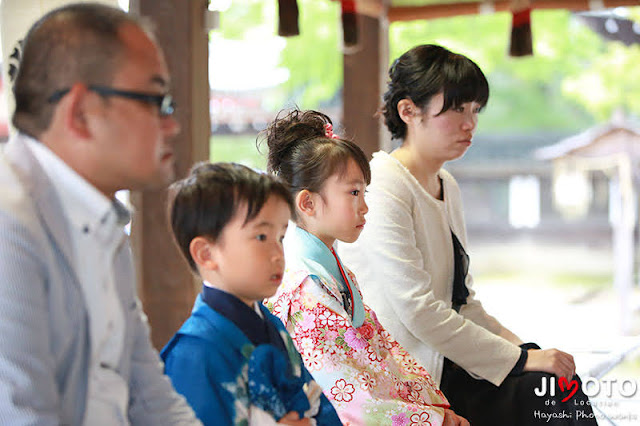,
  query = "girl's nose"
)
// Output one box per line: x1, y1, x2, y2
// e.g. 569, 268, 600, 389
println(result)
360, 198, 369, 215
